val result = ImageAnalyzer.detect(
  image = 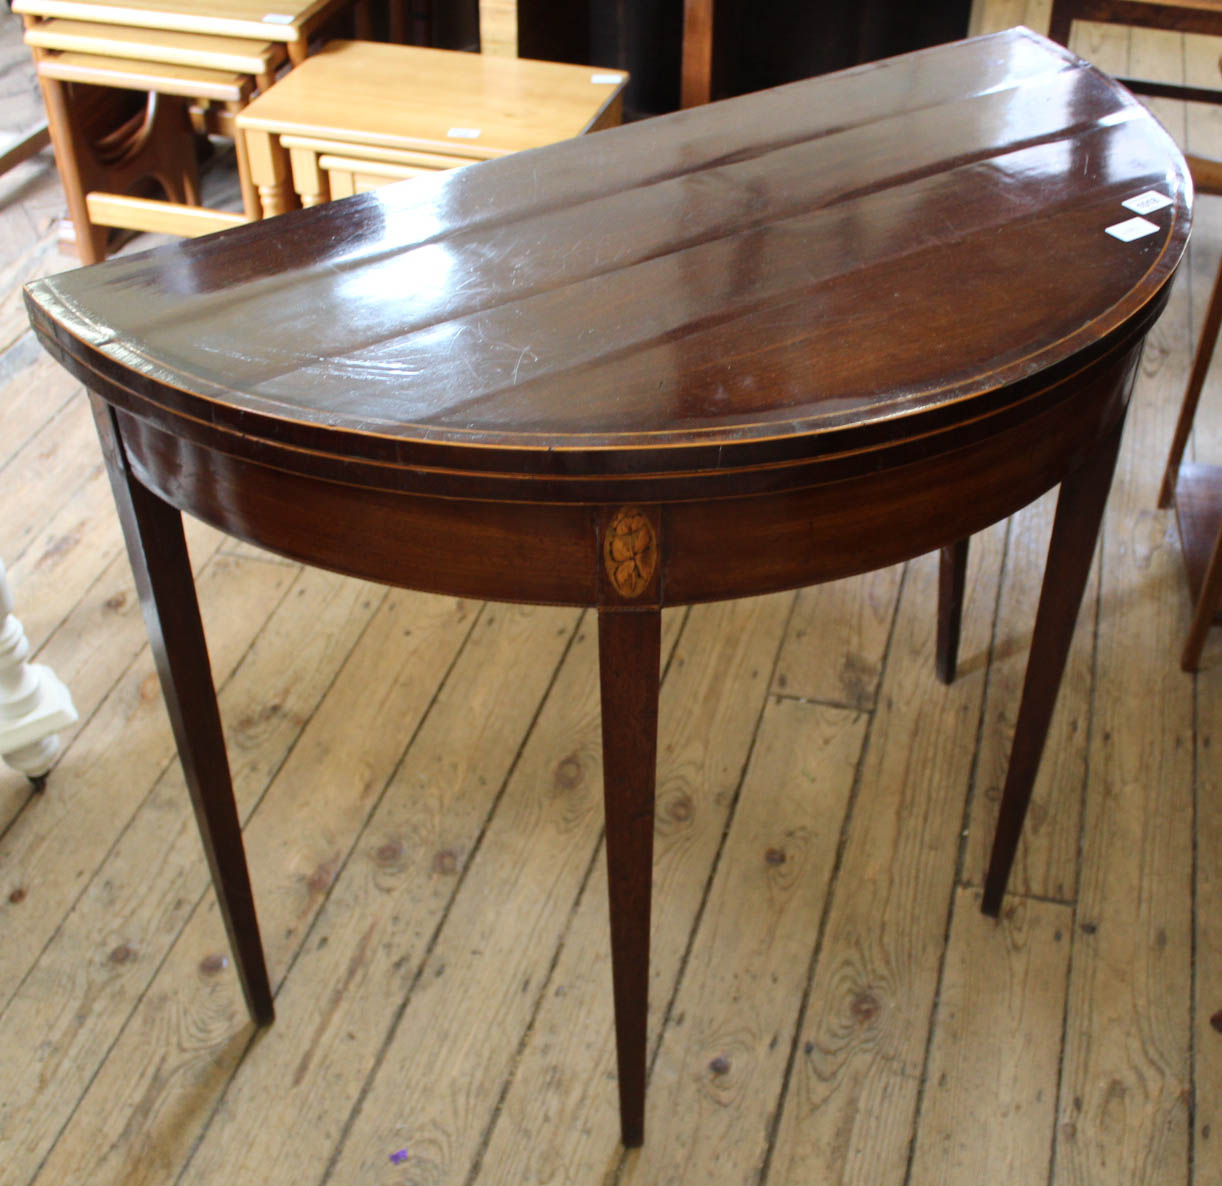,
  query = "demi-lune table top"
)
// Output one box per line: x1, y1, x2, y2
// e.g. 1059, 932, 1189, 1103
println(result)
25, 27, 1190, 506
